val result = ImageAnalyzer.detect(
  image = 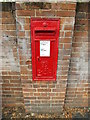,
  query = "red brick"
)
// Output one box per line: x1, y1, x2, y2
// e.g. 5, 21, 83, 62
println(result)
48, 84, 55, 88
21, 69, 28, 75
17, 31, 25, 37
64, 43, 72, 49
51, 3, 76, 10
17, 10, 35, 16
67, 3, 76, 10
36, 10, 55, 17
4, 25, 16, 30
10, 80, 21, 83
59, 43, 63, 49
74, 31, 88, 37
57, 76, 67, 80
59, 3, 76, 10
51, 3, 61, 10
60, 18, 66, 24
25, 18, 30, 23
40, 93, 48, 96
56, 11, 75, 17
2, 76, 11, 79
60, 38, 72, 43
72, 43, 82, 47
34, 93, 41, 96
72, 53, 80, 58
65, 32, 72, 37
37, 97, 50, 99
2, 12, 12, 18
2, 71, 8, 75
65, 18, 74, 24
38, 89, 51, 92
4, 31, 16, 36
16, 3, 23, 10
24, 25, 30, 30
64, 25, 73, 30
60, 32, 64, 37
23, 89, 36, 92
2, 18, 15, 24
